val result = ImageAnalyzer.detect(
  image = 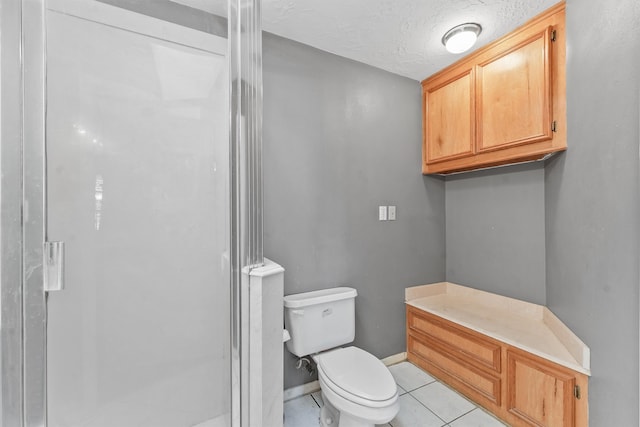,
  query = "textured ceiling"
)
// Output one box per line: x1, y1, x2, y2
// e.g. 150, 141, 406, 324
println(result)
171, 0, 559, 81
